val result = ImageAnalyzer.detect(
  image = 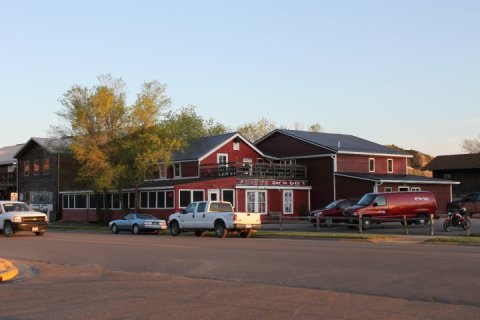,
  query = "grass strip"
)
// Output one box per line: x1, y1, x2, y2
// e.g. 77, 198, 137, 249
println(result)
424, 235, 480, 245
254, 230, 398, 241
